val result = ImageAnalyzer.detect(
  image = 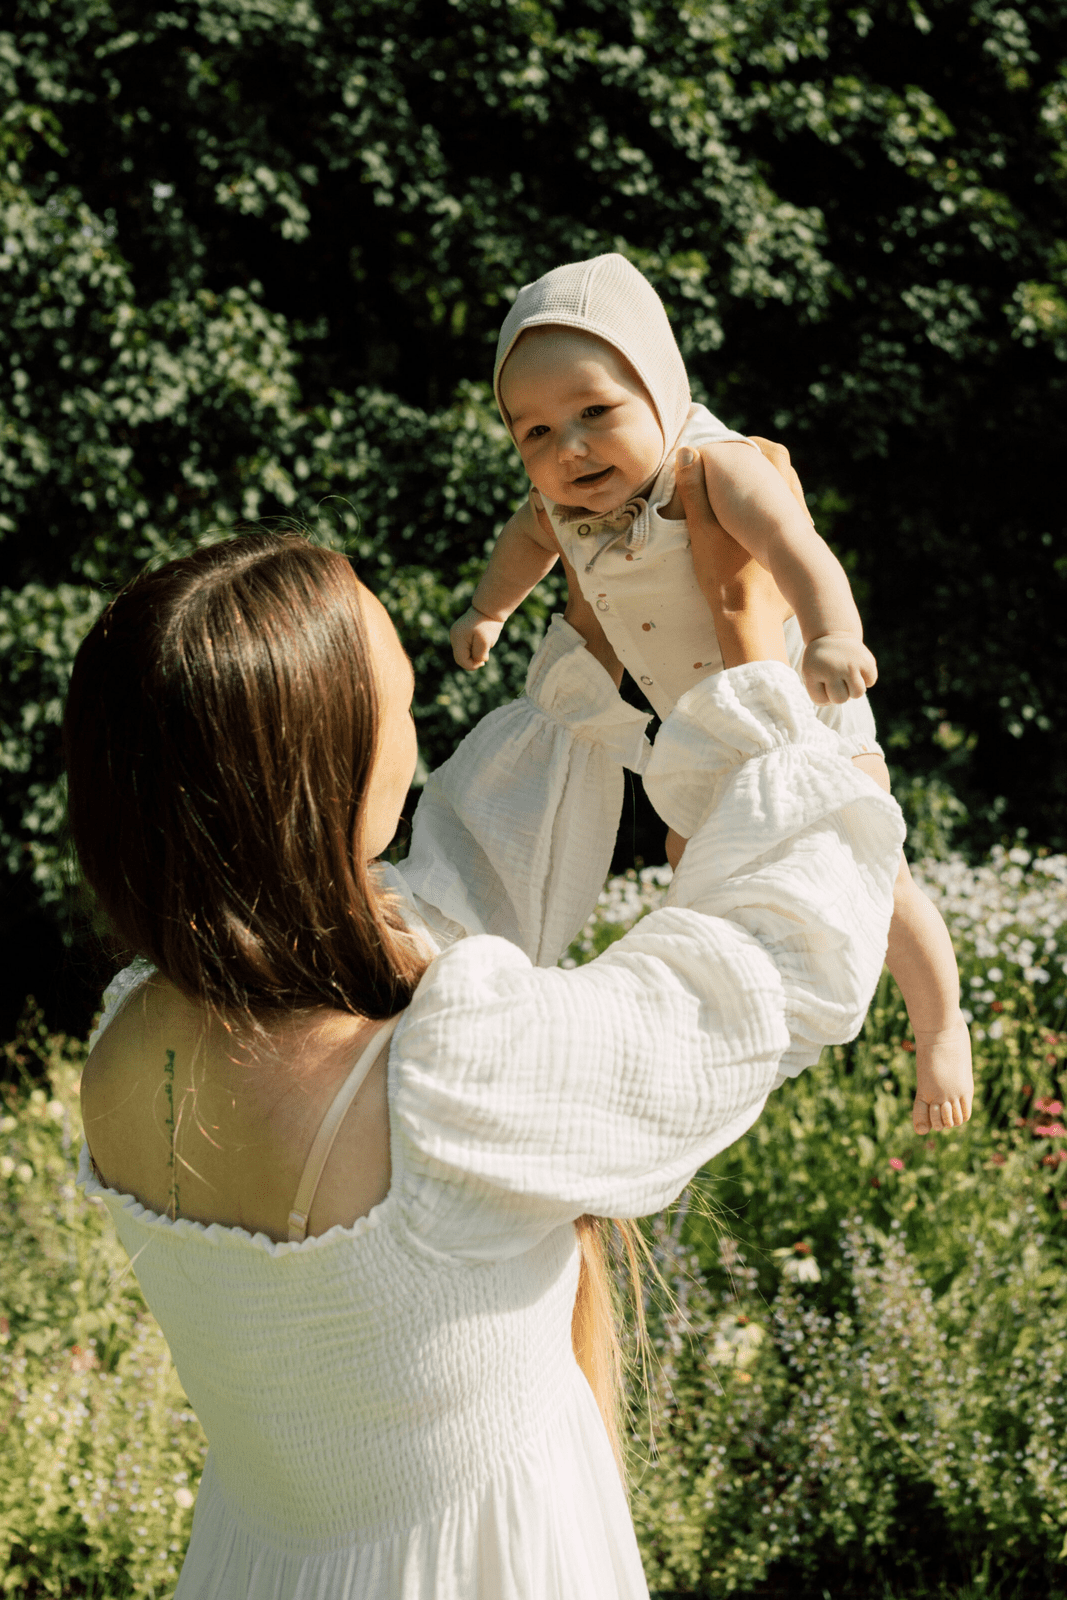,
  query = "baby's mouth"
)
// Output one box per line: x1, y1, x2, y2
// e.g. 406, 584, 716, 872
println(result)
572, 466, 614, 488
